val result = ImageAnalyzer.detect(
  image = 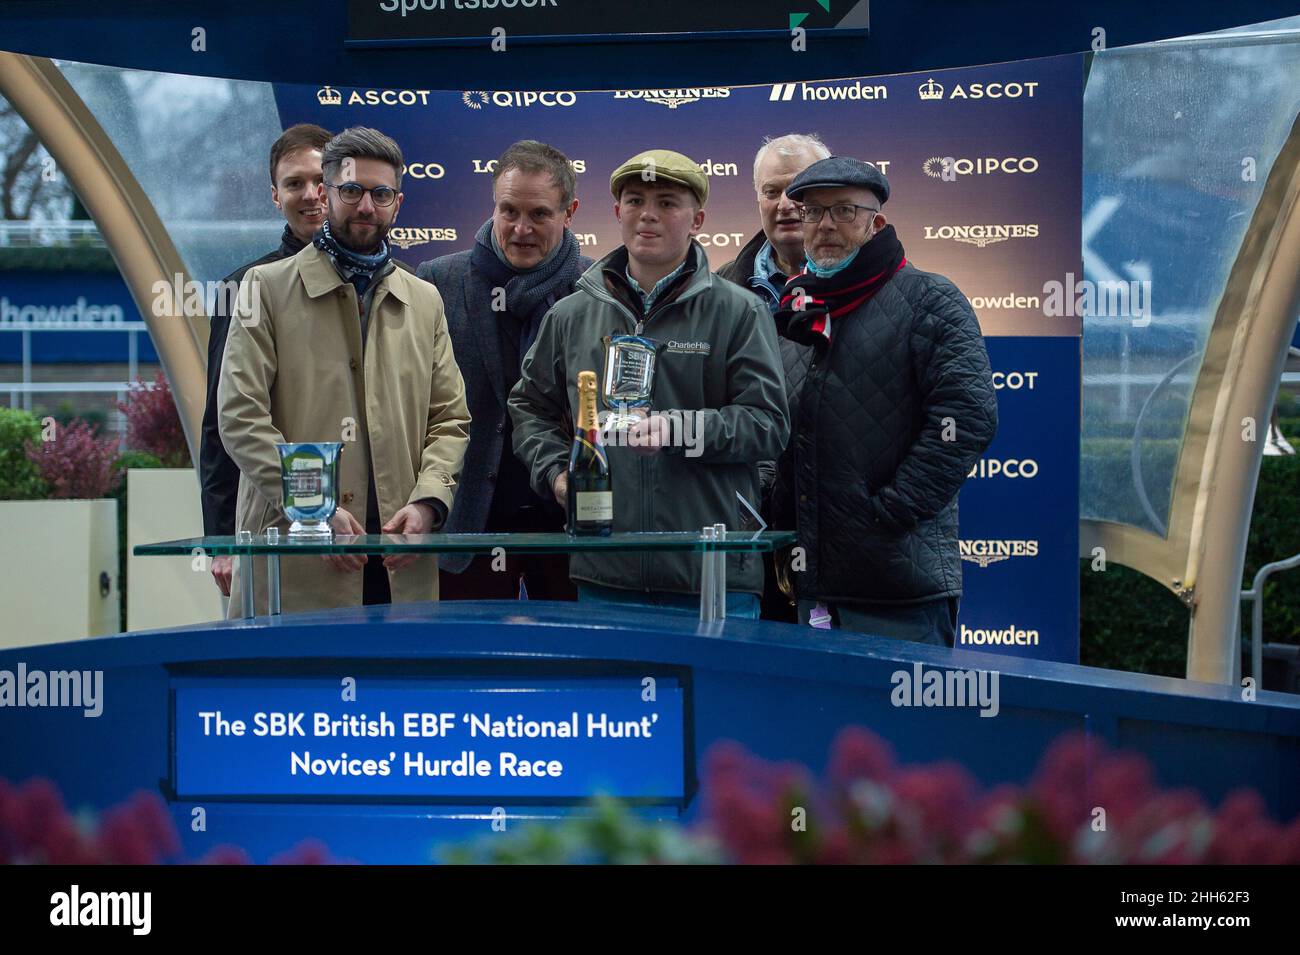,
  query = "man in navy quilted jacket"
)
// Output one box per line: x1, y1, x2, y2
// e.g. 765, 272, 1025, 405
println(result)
770, 156, 998, 646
